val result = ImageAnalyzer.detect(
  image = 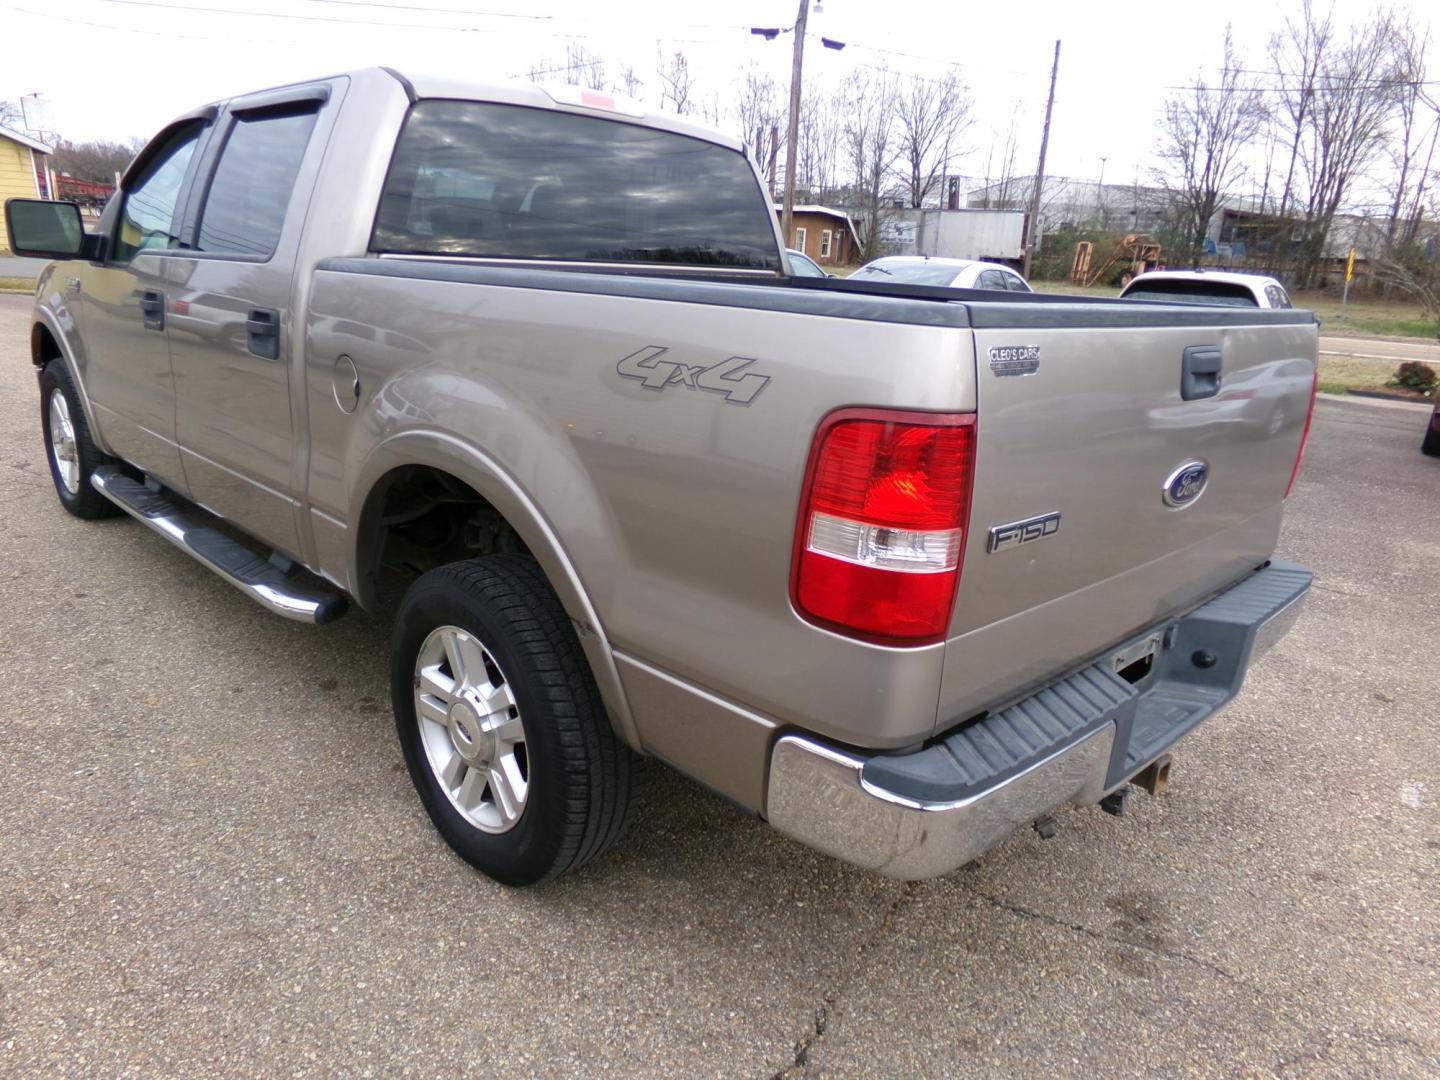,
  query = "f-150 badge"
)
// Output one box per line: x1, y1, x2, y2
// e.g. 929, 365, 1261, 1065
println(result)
988, 345, 1041, 376
988, 511, 1061, 552
617, 346, 772, 405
